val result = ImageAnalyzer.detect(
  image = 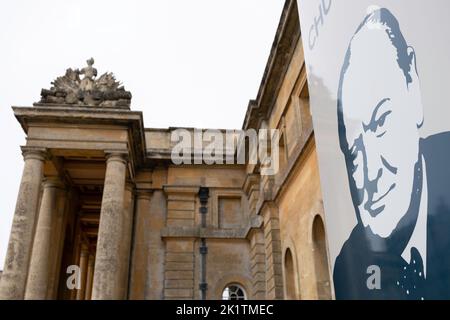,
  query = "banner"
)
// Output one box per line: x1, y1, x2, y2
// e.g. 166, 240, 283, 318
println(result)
298, 0, 450, 299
